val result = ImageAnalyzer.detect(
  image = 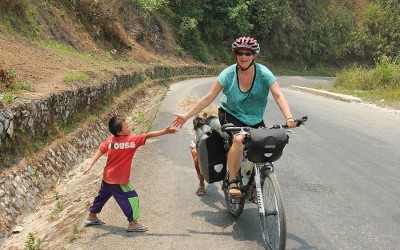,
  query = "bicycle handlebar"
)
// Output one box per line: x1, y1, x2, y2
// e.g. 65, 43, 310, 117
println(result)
221, 116, 308, 132
268, 116, 308, 129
